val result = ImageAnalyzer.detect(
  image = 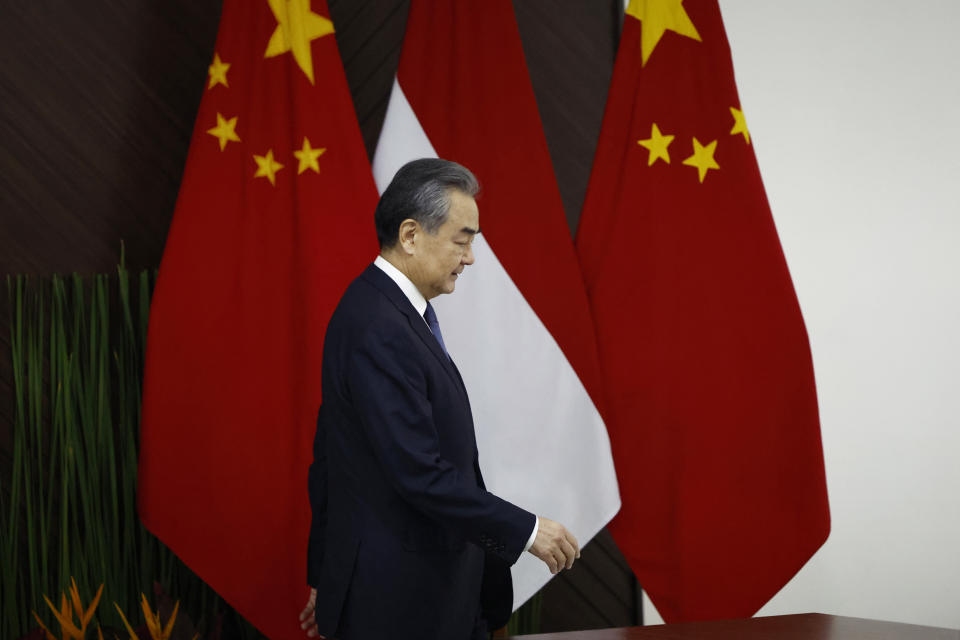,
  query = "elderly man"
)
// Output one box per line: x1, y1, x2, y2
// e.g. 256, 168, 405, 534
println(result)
299, 158, 580, 639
